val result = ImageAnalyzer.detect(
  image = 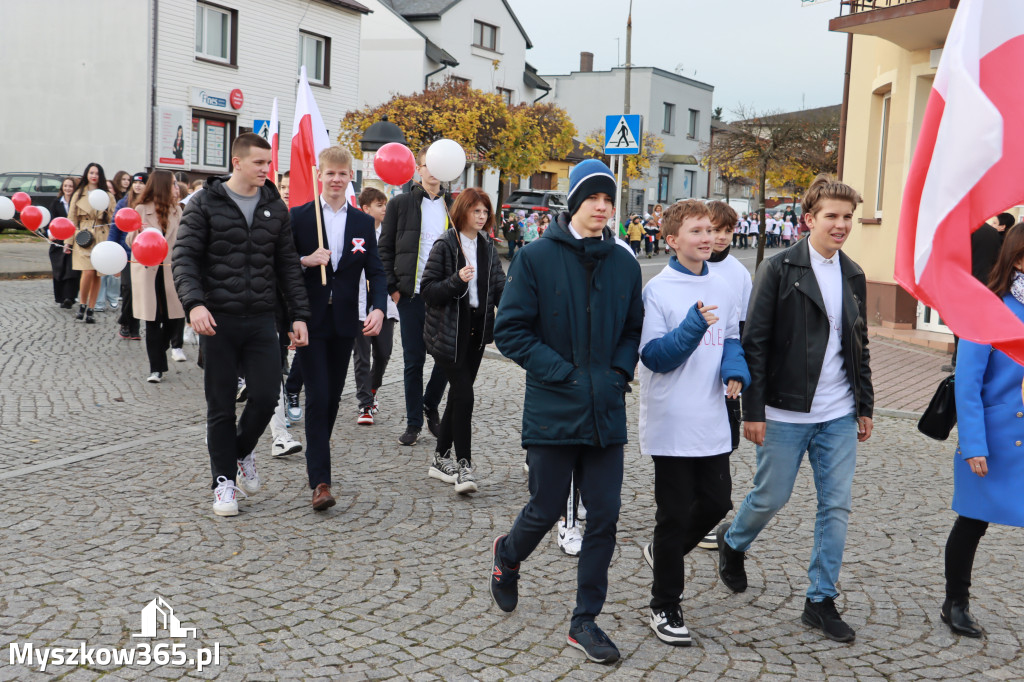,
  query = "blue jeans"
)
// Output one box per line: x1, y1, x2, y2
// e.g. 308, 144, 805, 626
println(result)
395, 295, 447, 429
725, 413, 858, 602
96, 274, 119, 307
